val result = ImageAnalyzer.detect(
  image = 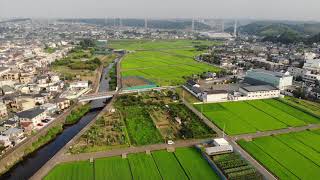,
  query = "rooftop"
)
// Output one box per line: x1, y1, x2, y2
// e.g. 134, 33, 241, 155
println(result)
241, 85, 278, 92
17, 107, 45, 119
